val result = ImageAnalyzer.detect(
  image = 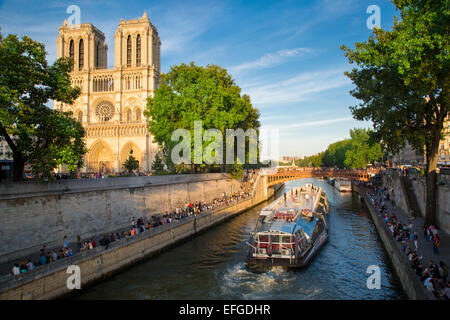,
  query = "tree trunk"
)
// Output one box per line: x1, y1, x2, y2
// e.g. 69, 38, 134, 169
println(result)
424, 129, 441, 227
0, 123, 25, 181
13, 152, 26, 181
